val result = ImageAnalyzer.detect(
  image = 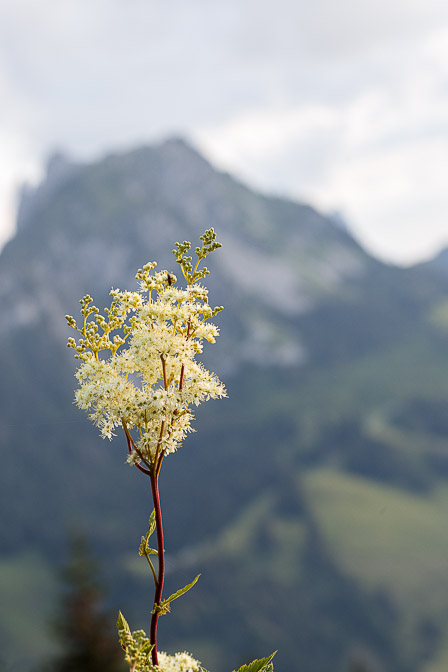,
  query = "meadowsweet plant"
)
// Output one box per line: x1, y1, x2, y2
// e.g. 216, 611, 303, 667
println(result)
66, 228, 275, 672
